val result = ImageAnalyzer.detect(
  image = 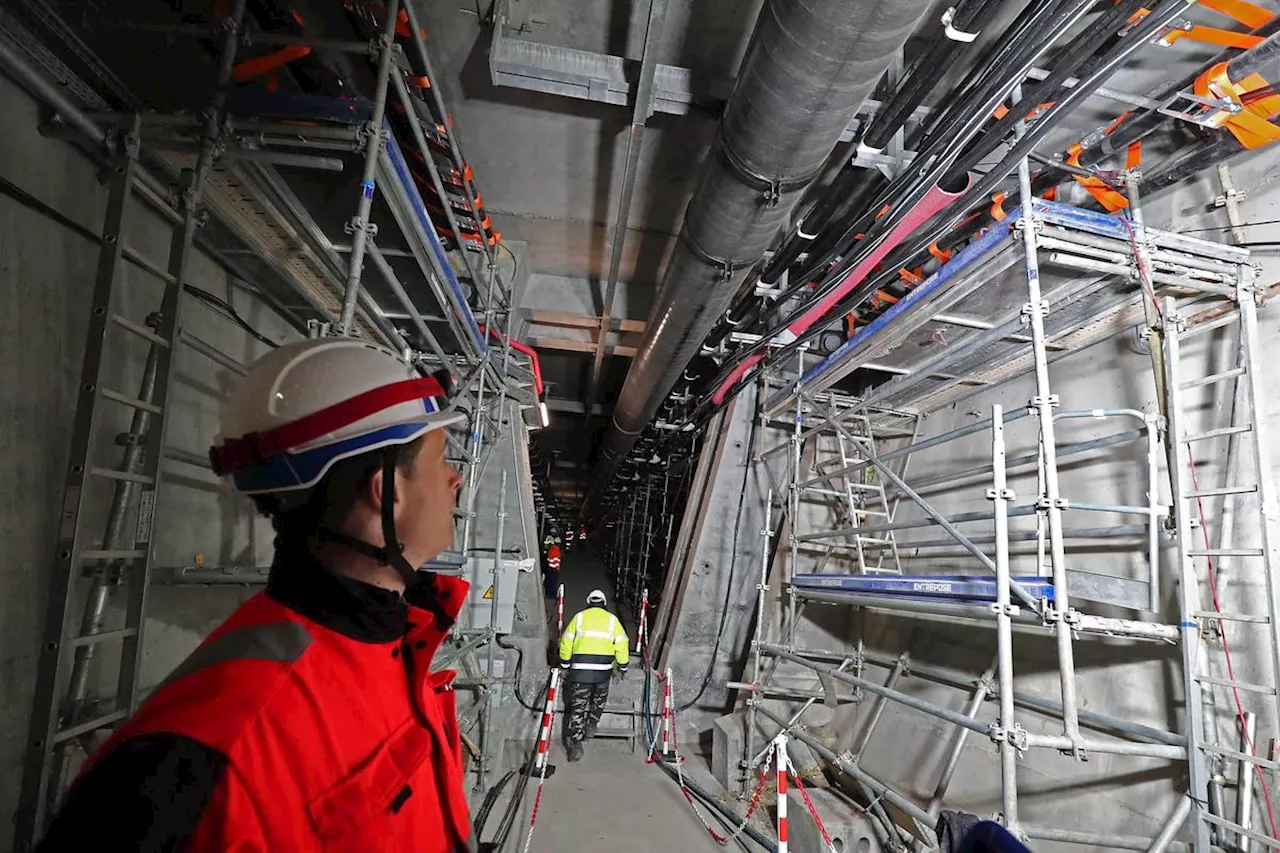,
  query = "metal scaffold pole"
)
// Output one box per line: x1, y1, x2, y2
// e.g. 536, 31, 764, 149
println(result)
337, 0, 400, 335
1012, 82, 1082, 751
